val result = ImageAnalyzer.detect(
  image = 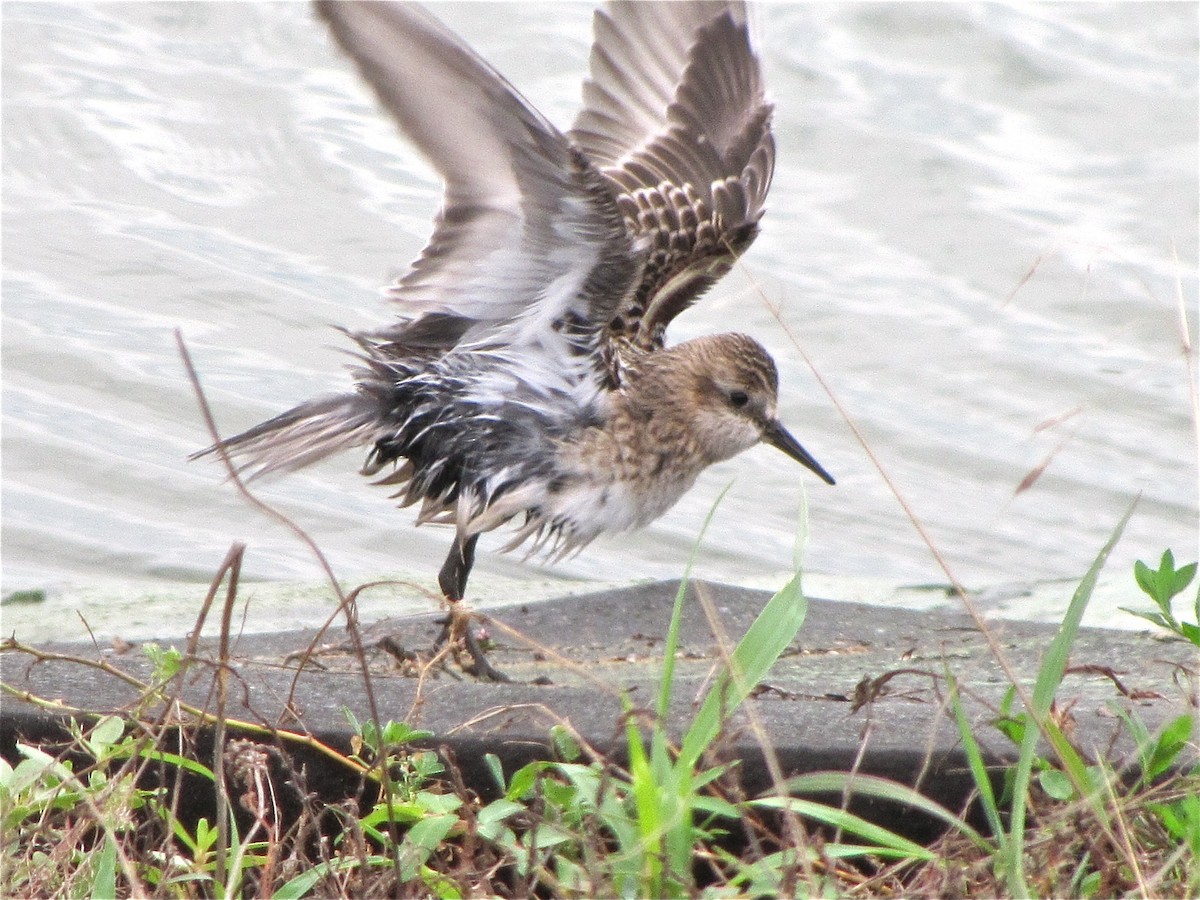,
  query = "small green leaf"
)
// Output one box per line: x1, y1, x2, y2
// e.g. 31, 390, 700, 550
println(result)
1149, 794, 1200, 854
195, 816, 218, 853
1038, 768, 1075, 801
402, 749, 443, 783
1144, 714, 1194, 780
692, 794, 742, 821
87, 715, 126, 755
1172, 561, 1197, 595
549, 725, 581, 762
143, 643, 182, 682
91, 835, 118, 899
1134, 559, 1156, 597
406, 813, 458, 852
1078, 870, 1103, 898
414, 790, 461, 815
382, 721, 433, 745
945, 674, 1006, 850
504, 761, 542, 801
1123, 551, 1200, 642
483, 753, 506, 793
358, 719, 381, 753
998, 685, 1018, 718
994, 713, 1027, 745
1119, 608, 1173, 630
1137, 550, 1198, 609
476, 799, 523, 840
